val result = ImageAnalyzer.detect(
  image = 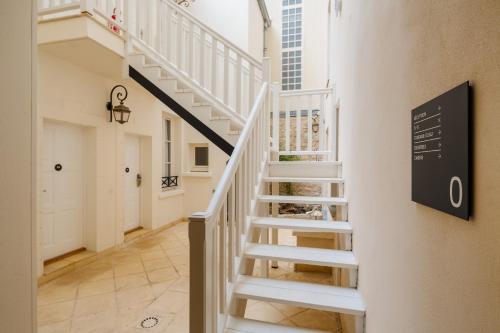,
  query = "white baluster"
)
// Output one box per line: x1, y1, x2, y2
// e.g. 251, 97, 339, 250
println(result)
227, 181, 235, 282
248, 64, 255, 112
219, 206, 226, 313
235, 55, 242, 115
164, 2, 171, 60
155, 0, 161, 51
176, 13, 183, 69
285, 98, 290, 152
319, 93, 326, 151
223, 46, 229, 105
307, 95, 313, 151
211, 37, 218, 95
187, 20, 193, 77
296, 96, 301, 152
272, 84, 280, 151
199, 29, 205, 87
